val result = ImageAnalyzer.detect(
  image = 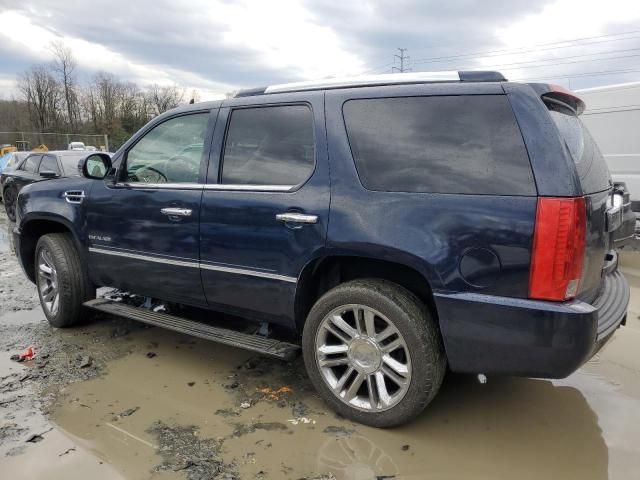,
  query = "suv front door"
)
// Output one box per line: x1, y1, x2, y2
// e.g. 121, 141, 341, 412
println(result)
200, 93, 329, 326
86, 109, 217, 306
